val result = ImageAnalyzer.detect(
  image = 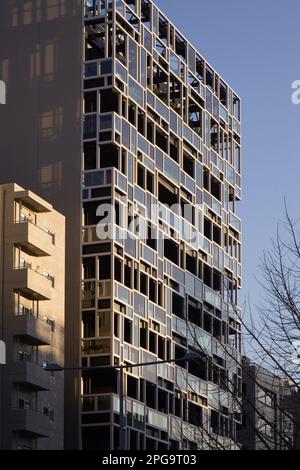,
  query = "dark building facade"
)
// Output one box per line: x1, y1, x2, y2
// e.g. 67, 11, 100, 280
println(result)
0, 0, 83, 449
238, 357, 294, 450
